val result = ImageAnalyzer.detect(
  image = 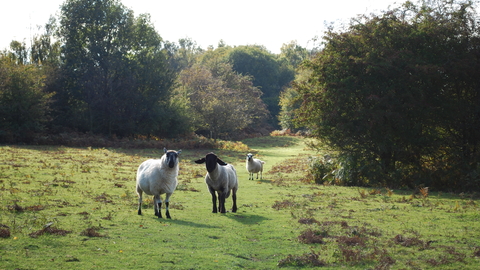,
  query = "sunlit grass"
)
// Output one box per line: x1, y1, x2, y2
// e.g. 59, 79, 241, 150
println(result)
0, 138, 479, 269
